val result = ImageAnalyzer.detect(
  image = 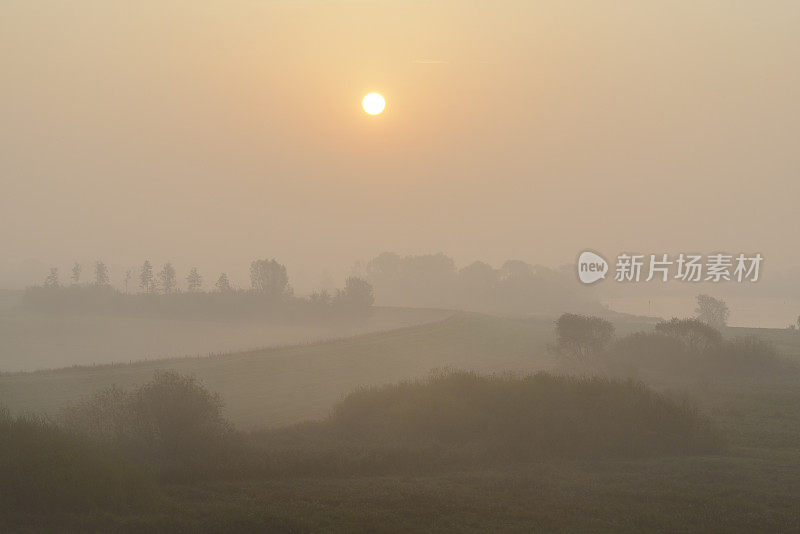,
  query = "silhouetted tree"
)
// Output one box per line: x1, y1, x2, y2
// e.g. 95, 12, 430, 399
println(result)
501, 259, 536, 282
249, 259, 289, 298
70, 263, 81, 285
309, 289, 332, 307
129, 371, 232, 467
655, 318, 722, 354
140, 260, 155, 293
458, 261, 497, 295
365, 252, 402, 282
695, 294, 729, 328
365, 252, 456, 308
362, 252, 583, 314
44, 268, 60, 288
215, 273, 232, 293
554, 313, 614, 361
94, 261, 110, 286
158, 263, 177, 294
62, 371, 234, 470
186, 268, 202, 293
334, 277, 374, 312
